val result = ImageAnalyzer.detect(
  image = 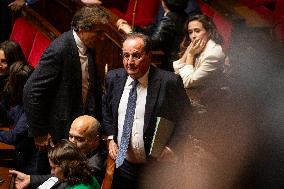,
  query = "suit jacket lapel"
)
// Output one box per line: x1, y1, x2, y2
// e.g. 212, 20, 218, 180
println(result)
144, 67, 161, 133
113, 71, 127, 124
69, 31, 82, 99
86, 50, 95, 114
